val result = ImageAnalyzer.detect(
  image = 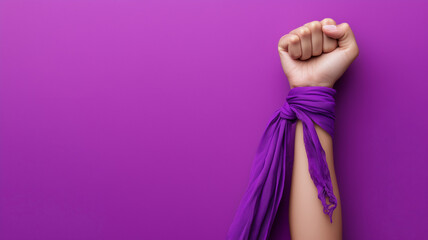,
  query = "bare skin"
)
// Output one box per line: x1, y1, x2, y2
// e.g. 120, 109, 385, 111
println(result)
277, 18, 359, 239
